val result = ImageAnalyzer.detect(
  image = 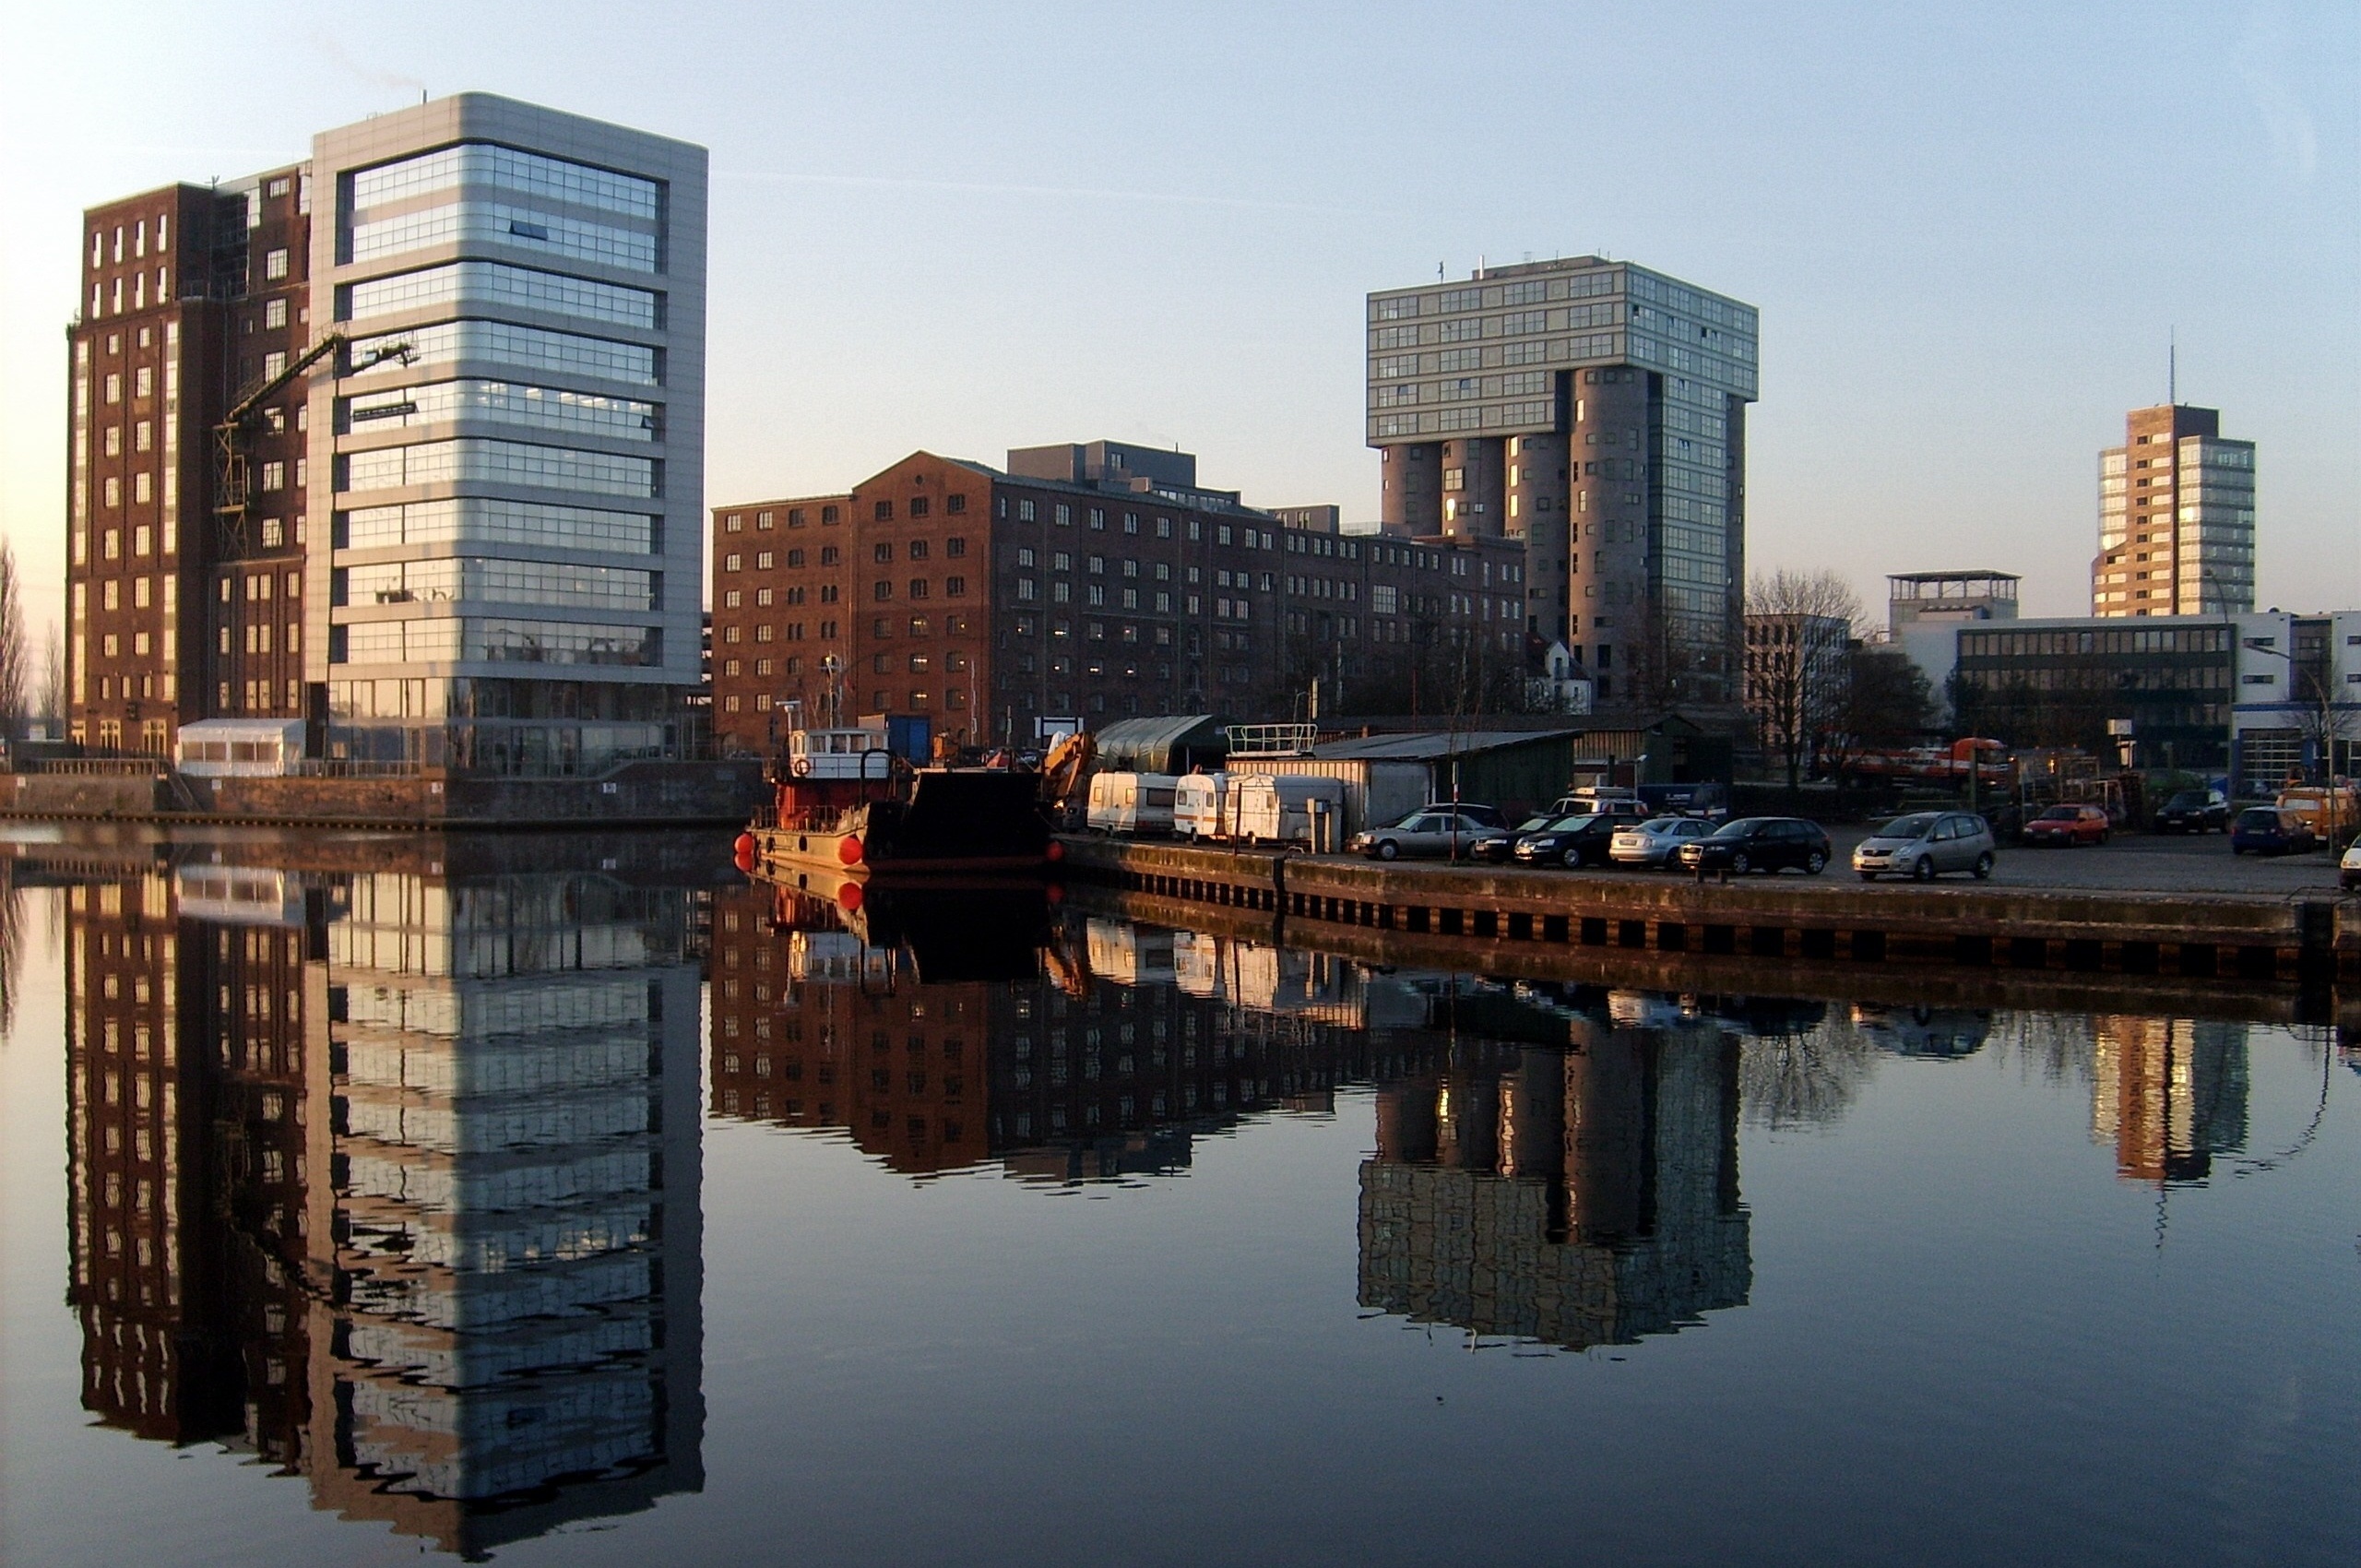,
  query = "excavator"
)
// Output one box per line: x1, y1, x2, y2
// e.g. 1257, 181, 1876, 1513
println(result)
1036, 730, 1096, 829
